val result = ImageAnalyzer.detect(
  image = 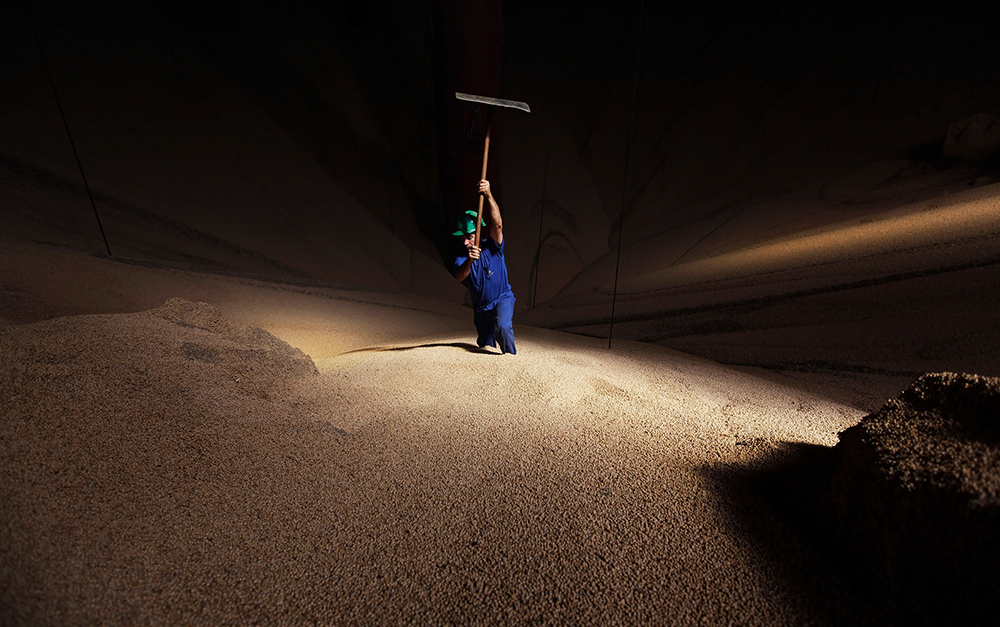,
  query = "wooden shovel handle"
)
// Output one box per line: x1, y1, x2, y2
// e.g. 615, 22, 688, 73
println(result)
474, 121, 491, 248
